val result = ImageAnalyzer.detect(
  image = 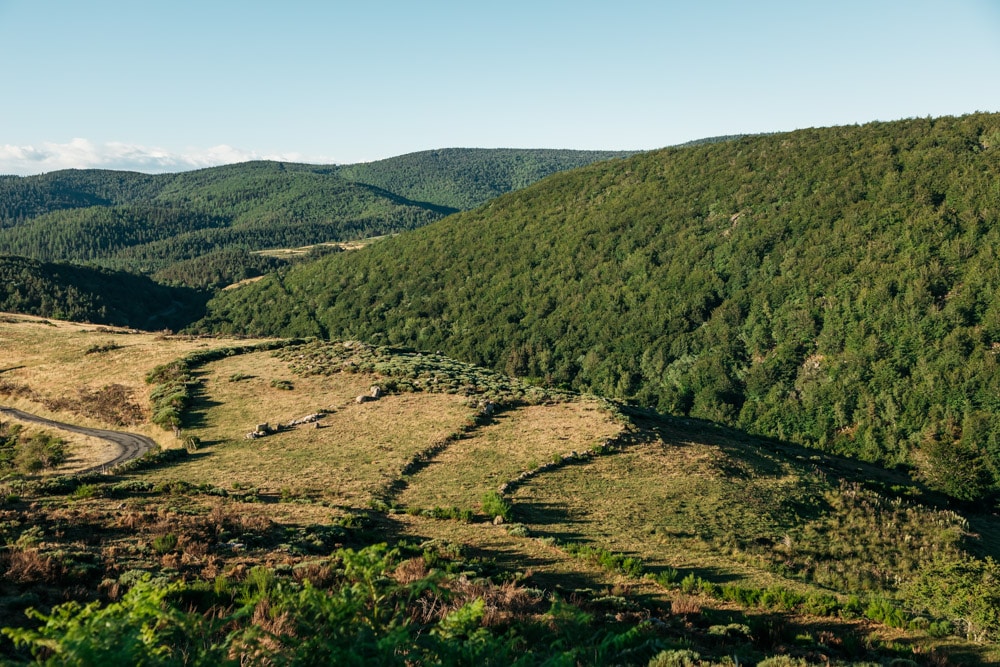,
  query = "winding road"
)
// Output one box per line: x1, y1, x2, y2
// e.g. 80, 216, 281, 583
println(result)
0, 405, 157, 474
